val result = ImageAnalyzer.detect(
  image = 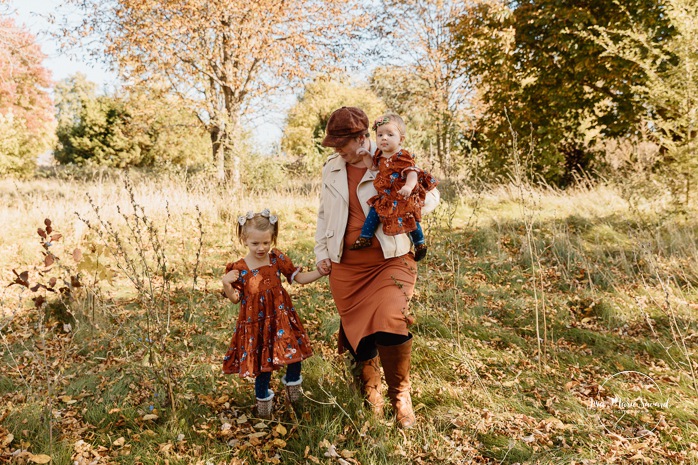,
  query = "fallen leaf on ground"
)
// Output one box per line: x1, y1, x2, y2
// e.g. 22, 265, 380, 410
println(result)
29, 454, 52, 464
